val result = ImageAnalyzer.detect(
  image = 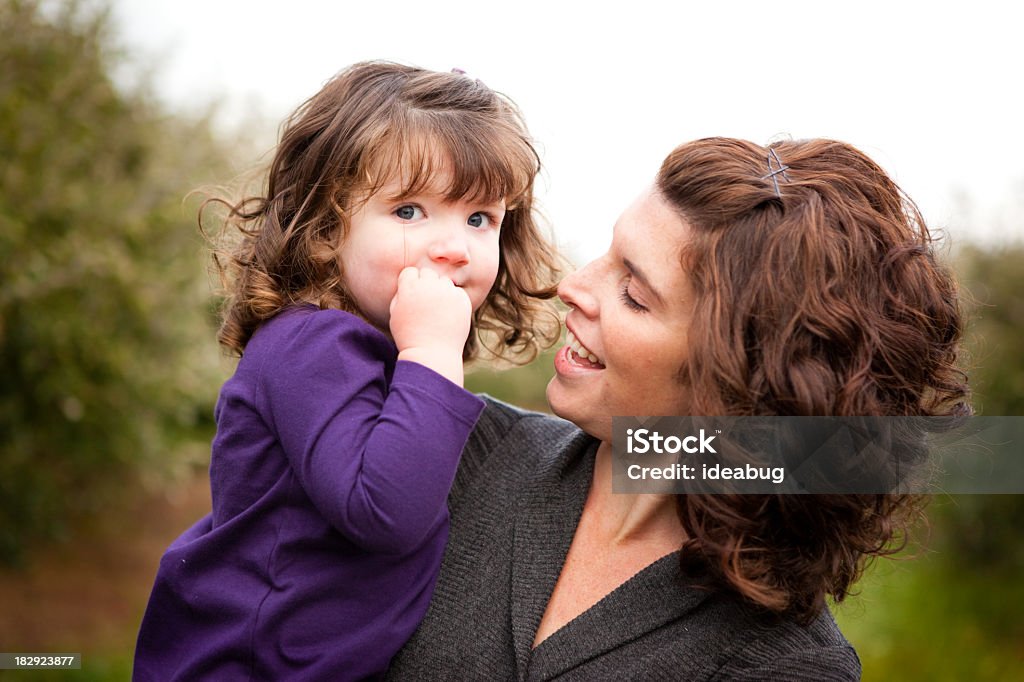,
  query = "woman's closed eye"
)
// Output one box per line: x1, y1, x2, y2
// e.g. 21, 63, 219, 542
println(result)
619, 279, 648, 312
